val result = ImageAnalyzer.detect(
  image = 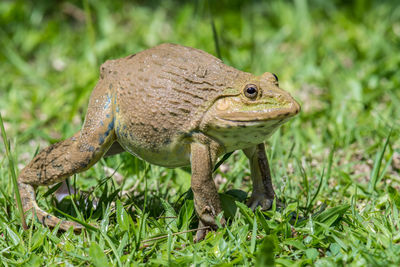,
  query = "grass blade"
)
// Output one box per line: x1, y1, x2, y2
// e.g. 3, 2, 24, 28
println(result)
167, 232, 172, 266
307, 167, 325, 213
89, 242, 111, 267
213, 151, 234, 172
0, 113, 27, 230
250, 216, 258, 254
368, 129, 392, 193
100, 230, 122, 267
52, 207, 98, 231
207, 0, 221, 59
